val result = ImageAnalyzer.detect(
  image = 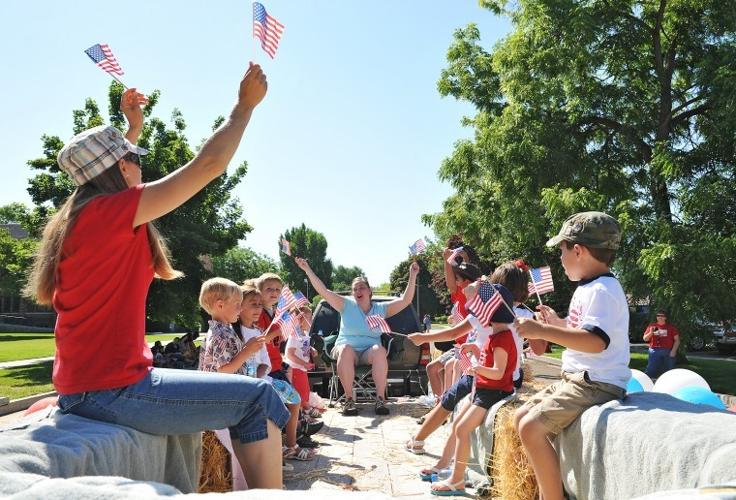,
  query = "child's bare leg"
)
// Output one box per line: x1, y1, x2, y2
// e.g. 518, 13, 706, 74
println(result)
434, 401, 471, 469
426, 359, 444, 396
518, 413, 563, 500
415, 404, 451, 441
285, 402, 300, 447
447, 404, 486, 485
513, 405, 530, 432
443, 359, 456, 394
232, 420, 283, 489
